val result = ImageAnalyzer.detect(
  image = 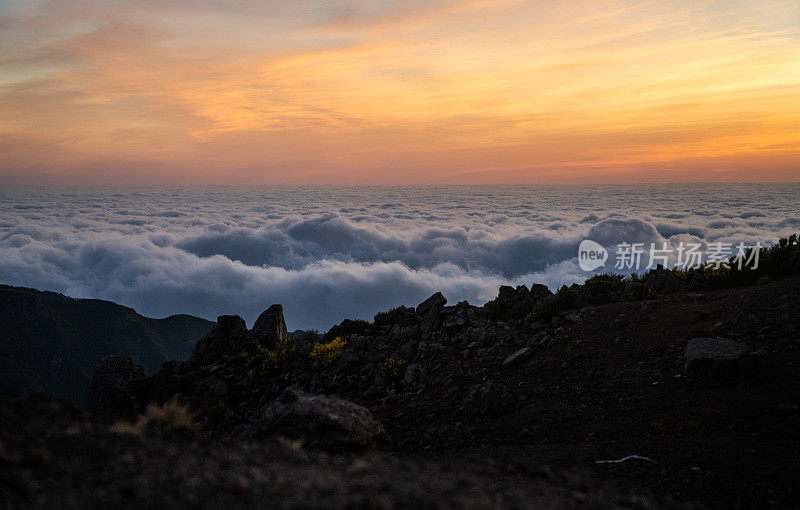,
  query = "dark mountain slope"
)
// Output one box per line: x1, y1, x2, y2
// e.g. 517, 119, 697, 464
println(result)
0, 285, 214, 404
